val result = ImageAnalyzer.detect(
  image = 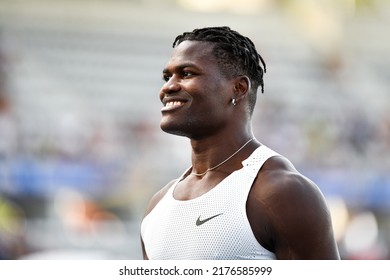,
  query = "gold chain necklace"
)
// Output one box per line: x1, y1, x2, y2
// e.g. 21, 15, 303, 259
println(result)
191, 138, 254, 177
